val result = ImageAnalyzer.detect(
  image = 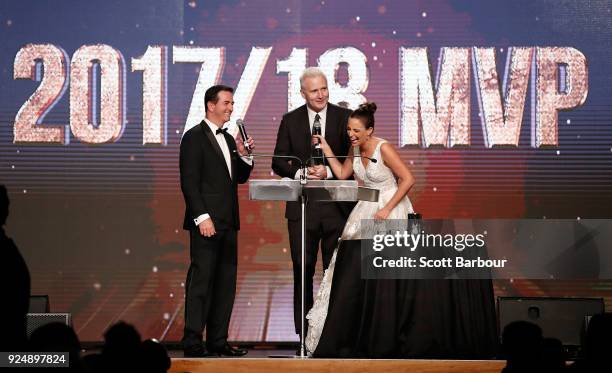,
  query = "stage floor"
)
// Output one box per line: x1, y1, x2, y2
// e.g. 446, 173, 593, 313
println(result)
168, 349, 505, 373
